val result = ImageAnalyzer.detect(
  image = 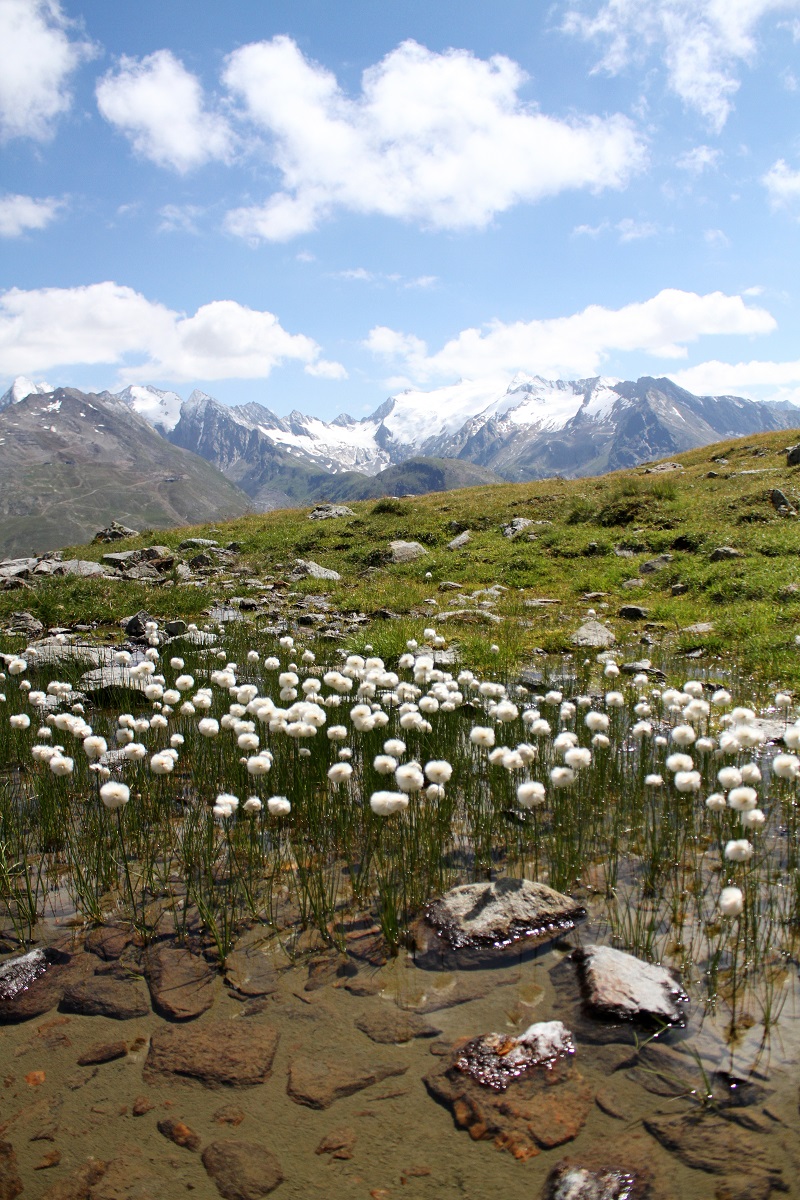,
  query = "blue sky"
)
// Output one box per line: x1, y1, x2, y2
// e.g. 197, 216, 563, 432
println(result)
2, 0, 800, 418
